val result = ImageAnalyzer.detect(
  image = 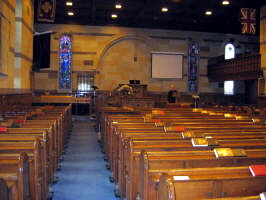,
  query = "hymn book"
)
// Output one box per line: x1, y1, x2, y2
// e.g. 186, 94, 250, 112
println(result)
191, 138, 219, 147
249, 165, 266, 176
181, 132, 204, 139
143, 114, 153, 123
173, 176, 190, 181
155, 122, 165, 127
164, 126, 185, 133
213, 148, 247, 158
